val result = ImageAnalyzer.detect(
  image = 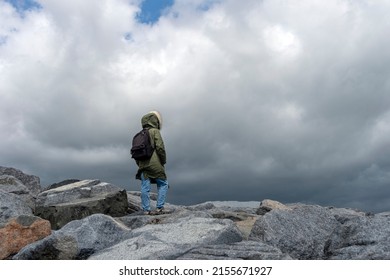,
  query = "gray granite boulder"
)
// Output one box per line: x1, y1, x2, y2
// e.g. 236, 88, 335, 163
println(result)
89, 216, 243, 260
249, 204, 339, 259
44, 179, 81, 191
0, 190, 33, 223
0, 175, 36, 210
34, 179, 128, 229
13, 214, 131, 260
325, 213, 390, 259
178, 240, 292, 260
0, 166, 41, 196
13, 233, 79, 260
256, 199, 290, 215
